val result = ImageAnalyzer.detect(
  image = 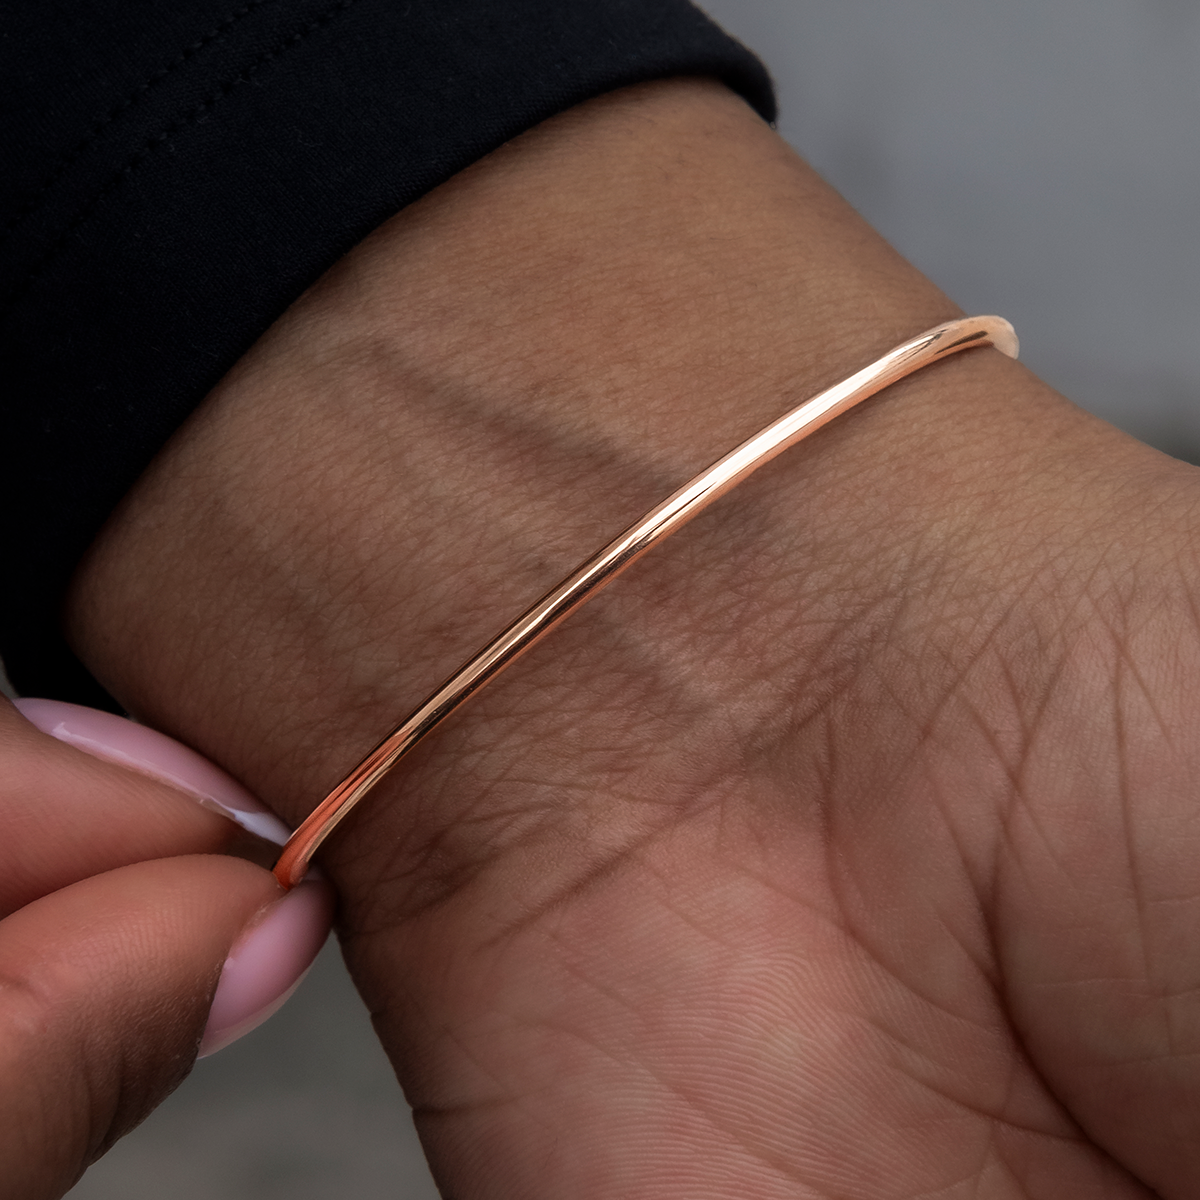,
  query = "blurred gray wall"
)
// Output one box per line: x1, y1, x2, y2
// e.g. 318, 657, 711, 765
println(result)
65, 3, 1200, 1197
702, 0, 1200, 457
